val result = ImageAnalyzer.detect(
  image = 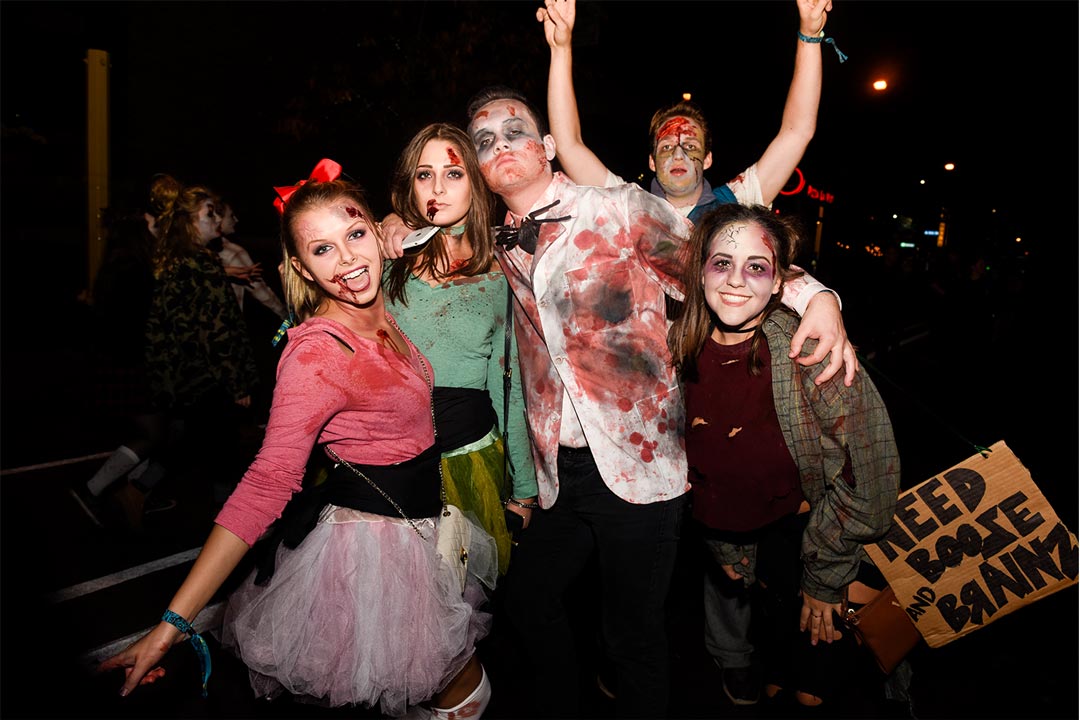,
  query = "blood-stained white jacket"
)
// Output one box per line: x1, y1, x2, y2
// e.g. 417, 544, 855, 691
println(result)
496, 173, 694, 507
